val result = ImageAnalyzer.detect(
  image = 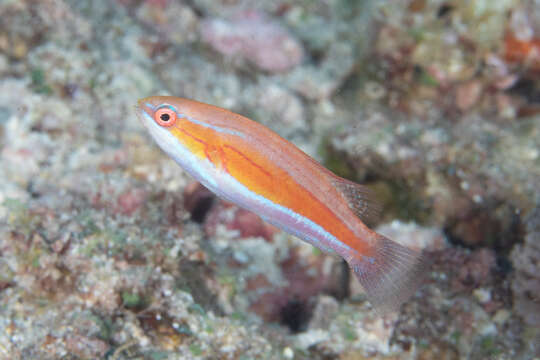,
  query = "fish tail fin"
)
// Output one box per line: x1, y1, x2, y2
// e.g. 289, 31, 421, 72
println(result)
348, 233, 428, 313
